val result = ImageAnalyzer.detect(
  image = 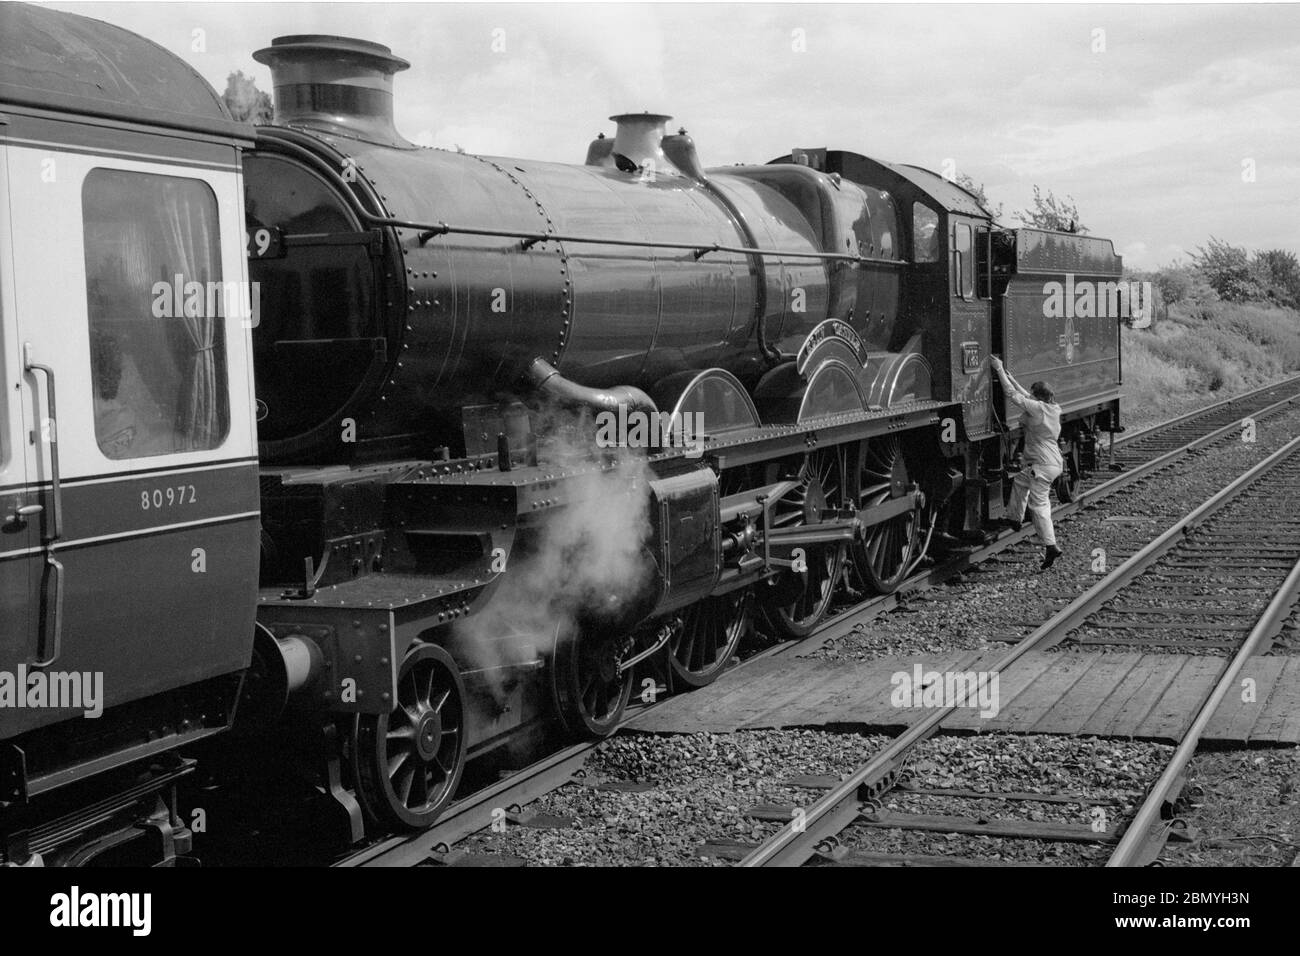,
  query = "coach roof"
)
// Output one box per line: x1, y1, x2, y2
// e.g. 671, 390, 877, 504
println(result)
0, 2, 250, 142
